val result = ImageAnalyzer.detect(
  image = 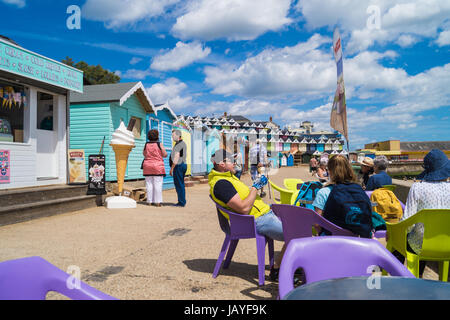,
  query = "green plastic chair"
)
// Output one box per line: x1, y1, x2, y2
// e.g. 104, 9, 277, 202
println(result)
269, 180, 298, 205
283, 178, 304, 191
382, 185, 396, 192
386, 209, 450, 281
